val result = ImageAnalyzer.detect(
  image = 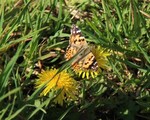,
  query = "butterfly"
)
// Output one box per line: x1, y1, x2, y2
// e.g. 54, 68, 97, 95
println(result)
65, 24, 98, 71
